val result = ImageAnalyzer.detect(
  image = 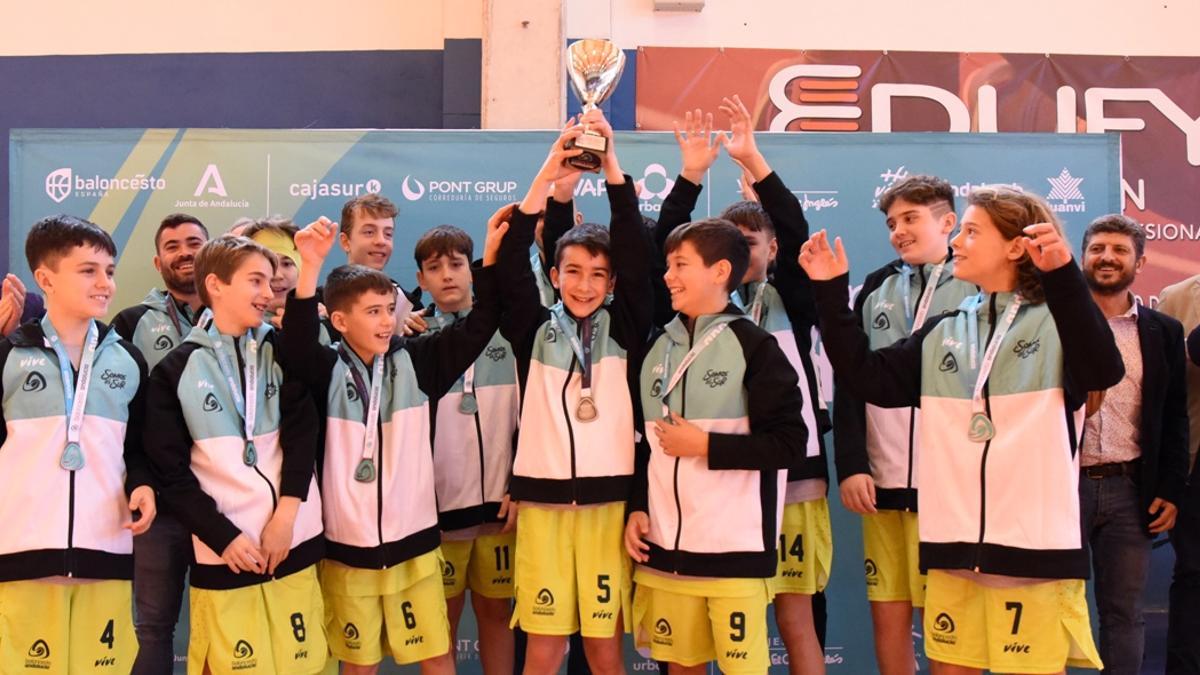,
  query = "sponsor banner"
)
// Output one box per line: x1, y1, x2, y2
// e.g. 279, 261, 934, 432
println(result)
636, 48, 1200, 300
9, 128, 1118, 673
